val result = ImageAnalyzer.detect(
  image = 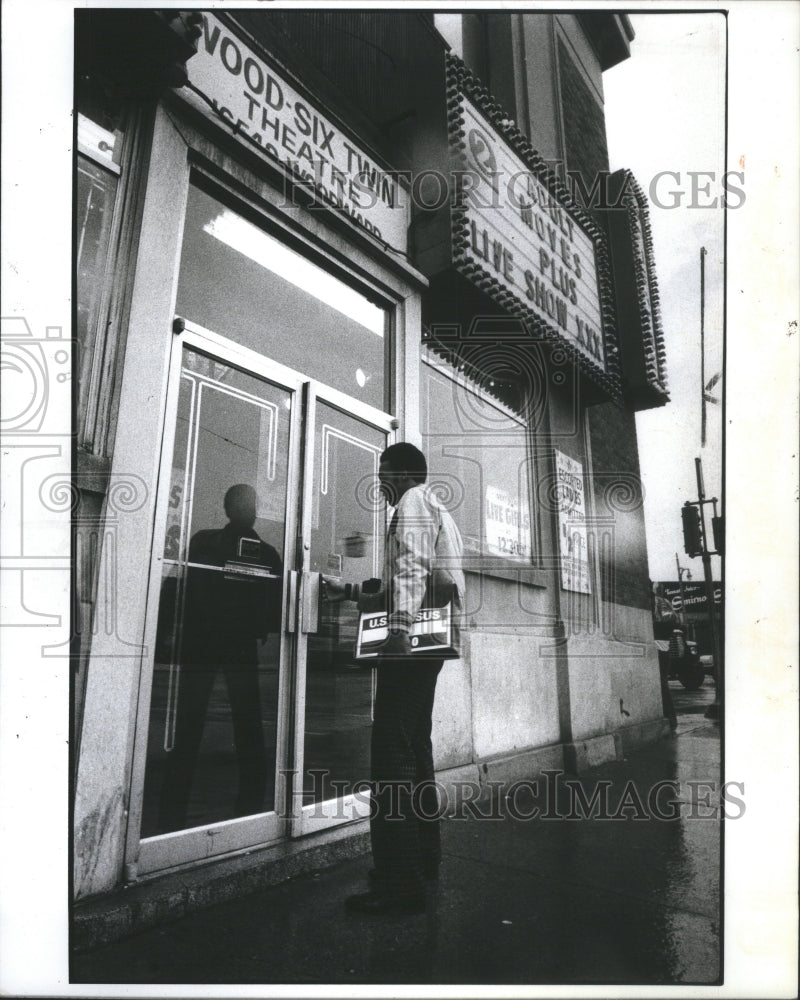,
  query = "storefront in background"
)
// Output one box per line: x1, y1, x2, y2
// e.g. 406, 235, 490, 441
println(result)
73, 10, 670, 911
655, 581, 723, 657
